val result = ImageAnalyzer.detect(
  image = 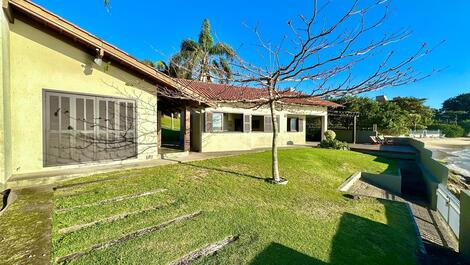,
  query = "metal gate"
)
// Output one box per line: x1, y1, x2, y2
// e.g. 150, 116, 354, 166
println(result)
436, 183, 460, 238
